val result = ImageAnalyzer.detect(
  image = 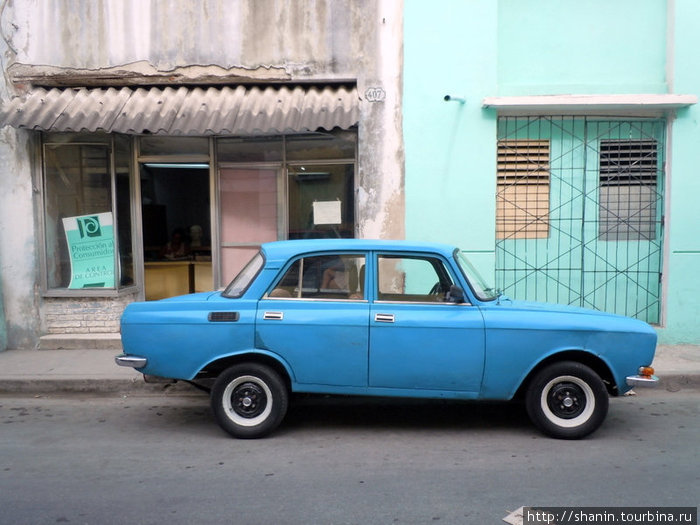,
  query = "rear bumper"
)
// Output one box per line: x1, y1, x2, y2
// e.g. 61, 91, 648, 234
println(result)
625, 374, 659, 388
115, 354, 148, 369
